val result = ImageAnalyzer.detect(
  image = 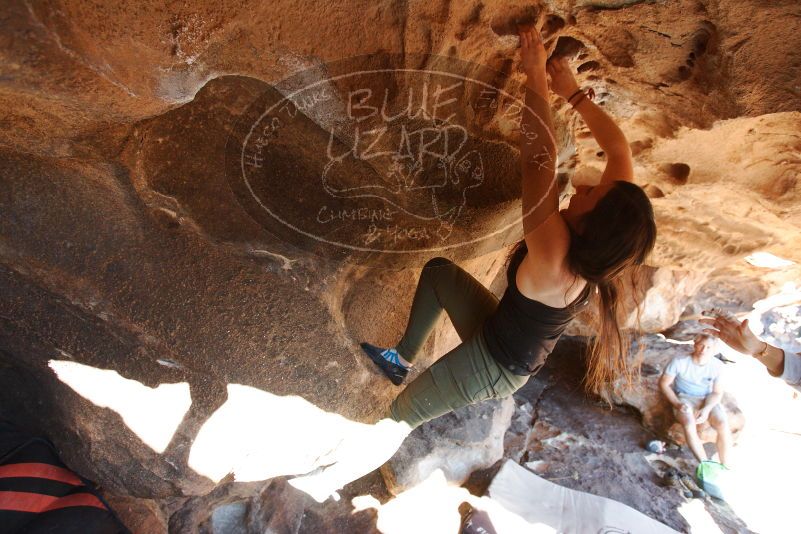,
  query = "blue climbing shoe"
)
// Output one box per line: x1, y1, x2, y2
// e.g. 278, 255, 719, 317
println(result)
360, 342, 408, 385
